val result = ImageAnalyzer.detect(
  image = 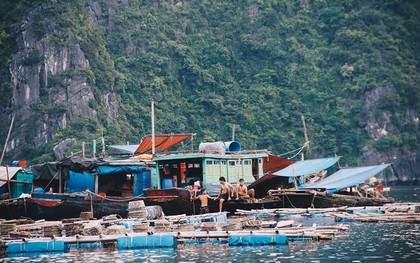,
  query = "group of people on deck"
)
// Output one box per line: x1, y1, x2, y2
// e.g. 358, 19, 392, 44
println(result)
188, 176, 255, 214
